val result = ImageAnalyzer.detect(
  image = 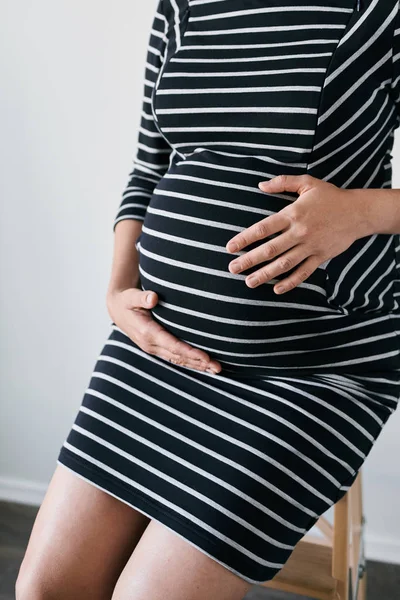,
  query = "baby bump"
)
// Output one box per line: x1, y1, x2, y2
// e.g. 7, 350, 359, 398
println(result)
136, 154, 341, 368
